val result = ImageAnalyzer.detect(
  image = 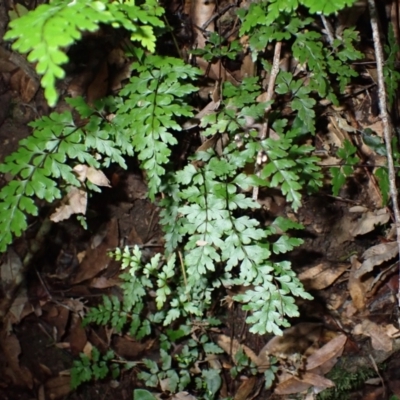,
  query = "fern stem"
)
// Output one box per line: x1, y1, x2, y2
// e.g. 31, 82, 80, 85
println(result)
252, 41, 282, 201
